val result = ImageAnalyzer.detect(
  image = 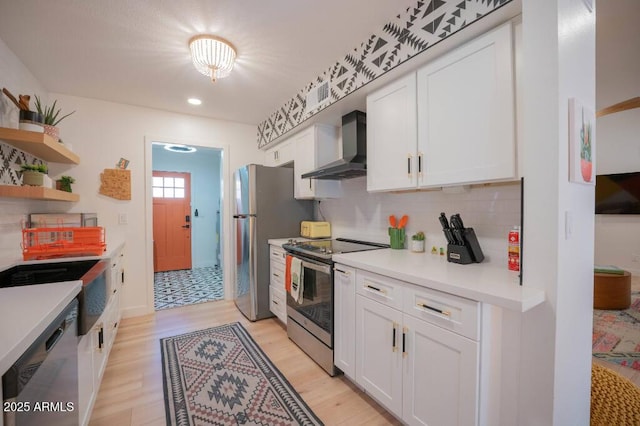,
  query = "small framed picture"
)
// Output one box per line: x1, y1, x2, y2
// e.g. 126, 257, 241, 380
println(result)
568, 98, 595, 185
116, 158, 130, 170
